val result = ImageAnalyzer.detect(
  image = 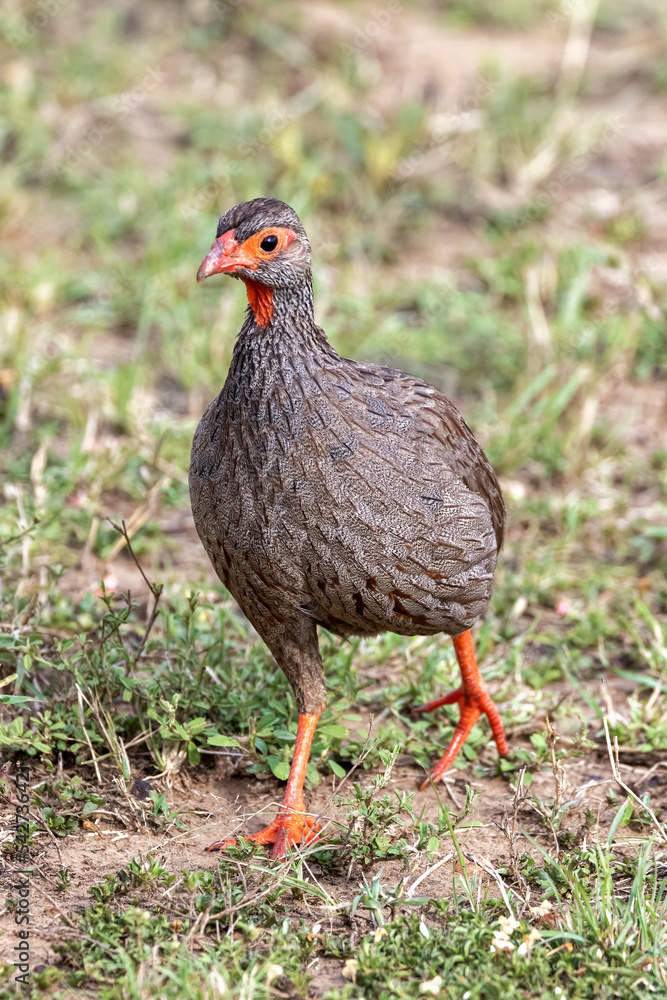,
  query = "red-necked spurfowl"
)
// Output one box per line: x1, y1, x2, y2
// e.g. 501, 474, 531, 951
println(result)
190, 198, 508, 858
